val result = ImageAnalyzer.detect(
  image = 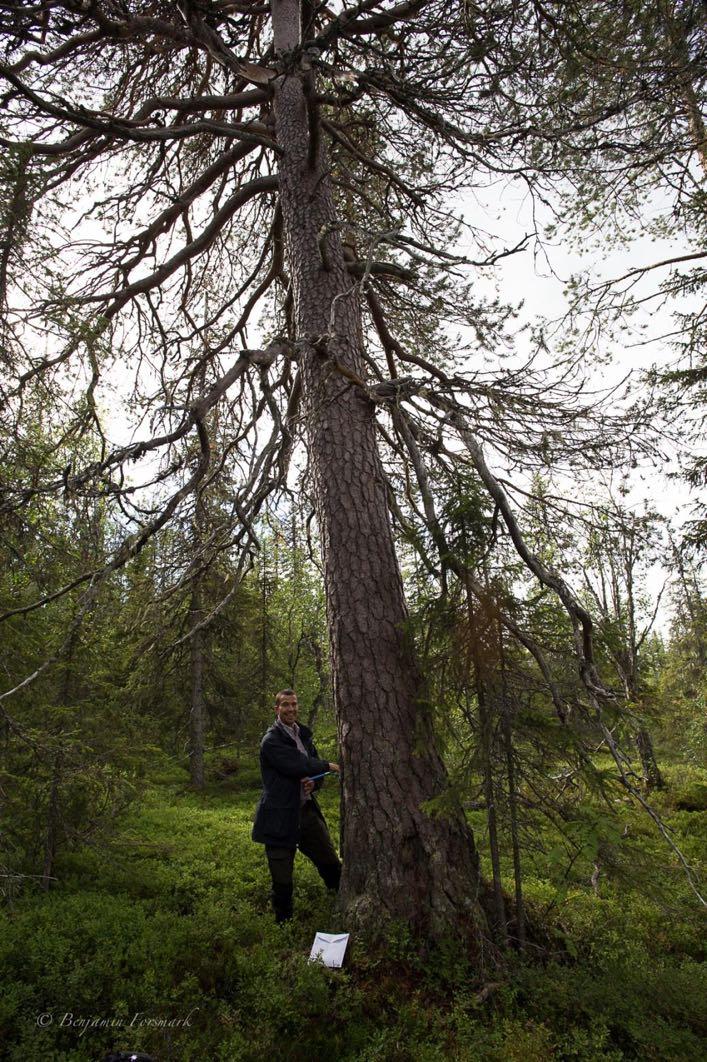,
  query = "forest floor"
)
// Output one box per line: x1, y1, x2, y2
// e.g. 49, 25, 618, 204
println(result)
1, 750, 706, 1061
